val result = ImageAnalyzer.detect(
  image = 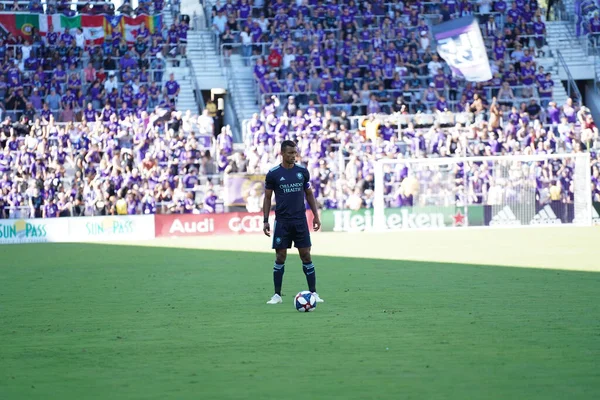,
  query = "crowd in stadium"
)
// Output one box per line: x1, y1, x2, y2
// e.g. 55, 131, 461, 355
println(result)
0, 0, 198, 218
1, 0, 600, 219
209, 0, 556, 115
